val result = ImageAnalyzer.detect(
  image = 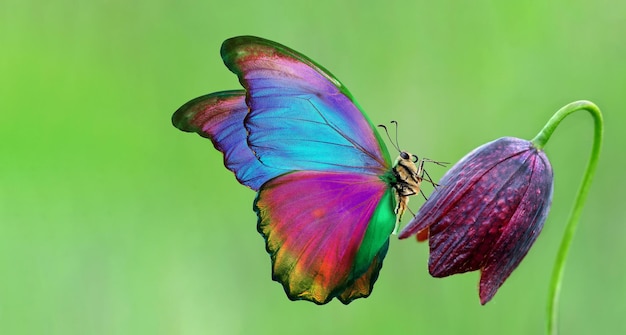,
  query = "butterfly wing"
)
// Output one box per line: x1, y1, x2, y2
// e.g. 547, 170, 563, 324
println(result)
221, 37, 398, 303
172, 90, 288, 191
173, 36, 397, 304
255, 171, 396, 304
338, 242, 388, 304
221, 36, 392, 174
